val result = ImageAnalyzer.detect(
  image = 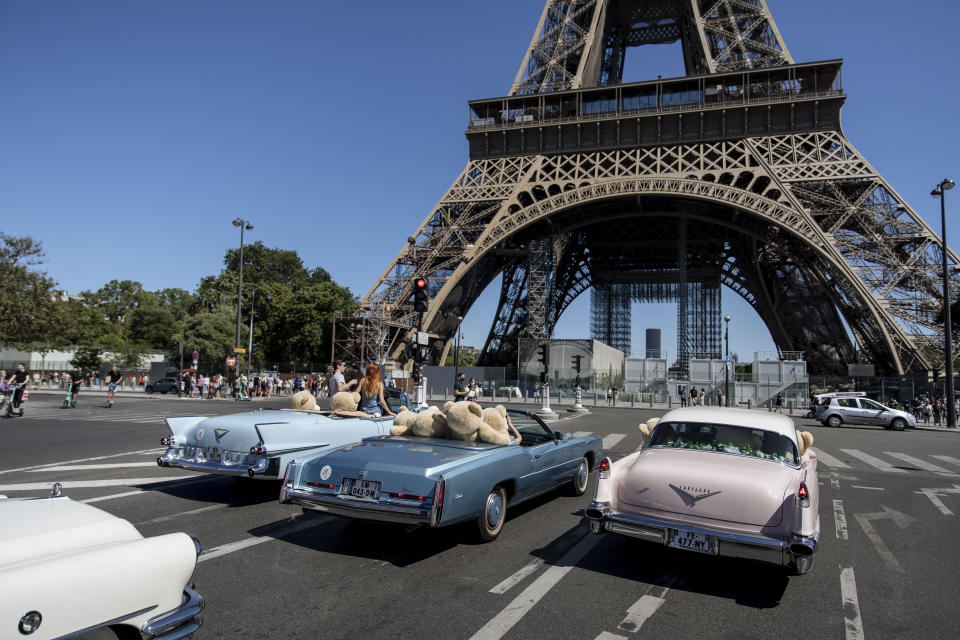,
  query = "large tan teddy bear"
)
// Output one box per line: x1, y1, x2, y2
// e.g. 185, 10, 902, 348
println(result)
291, 390, 322, 411
330, 391, 367, 417
798, 431, 814, 464
637, 416, 661, 449
411, 405, 450, 438
445, 401, 515, 445
390, 406, 418, 435
480, 405, 515, 446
